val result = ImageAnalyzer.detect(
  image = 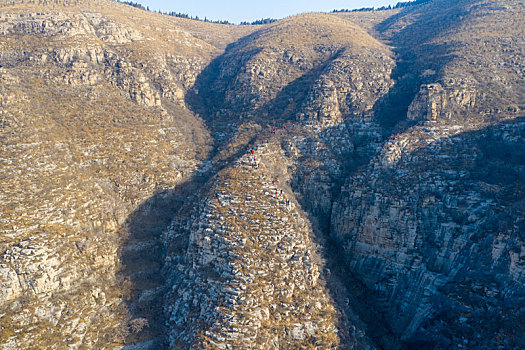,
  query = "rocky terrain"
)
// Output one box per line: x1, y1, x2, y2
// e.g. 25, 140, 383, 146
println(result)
332, 1, 525, 348
164, 144, 353, 349
0, 0, 253, 347
0, 0, 523, 349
